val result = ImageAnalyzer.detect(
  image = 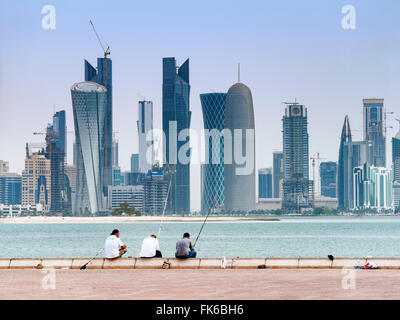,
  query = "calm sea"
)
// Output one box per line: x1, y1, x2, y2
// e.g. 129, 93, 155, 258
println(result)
1, 217, 400, 258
